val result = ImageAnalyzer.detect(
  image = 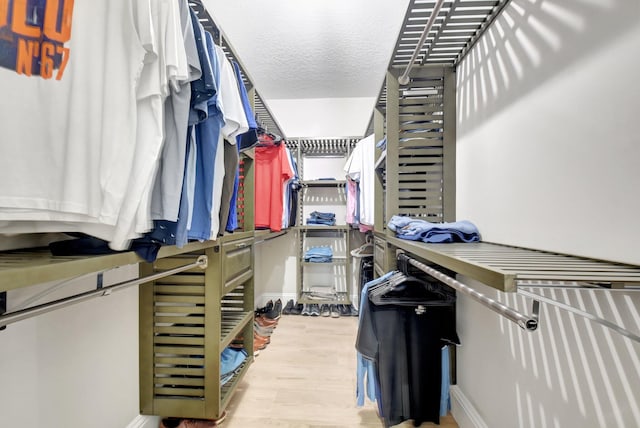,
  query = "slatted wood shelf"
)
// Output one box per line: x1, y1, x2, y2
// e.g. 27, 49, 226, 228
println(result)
386, 237, 640, 292
297, 291, 351, 305
0, 240, 219, 293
